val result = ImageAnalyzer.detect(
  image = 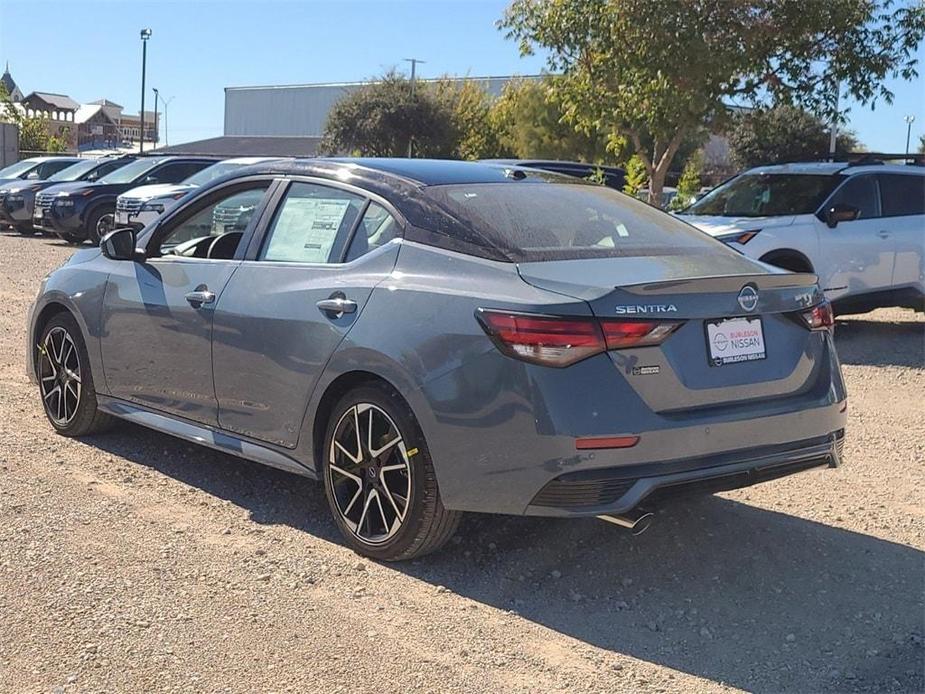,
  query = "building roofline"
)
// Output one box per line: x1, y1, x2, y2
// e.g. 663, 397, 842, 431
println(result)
224, 74, 545, 92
